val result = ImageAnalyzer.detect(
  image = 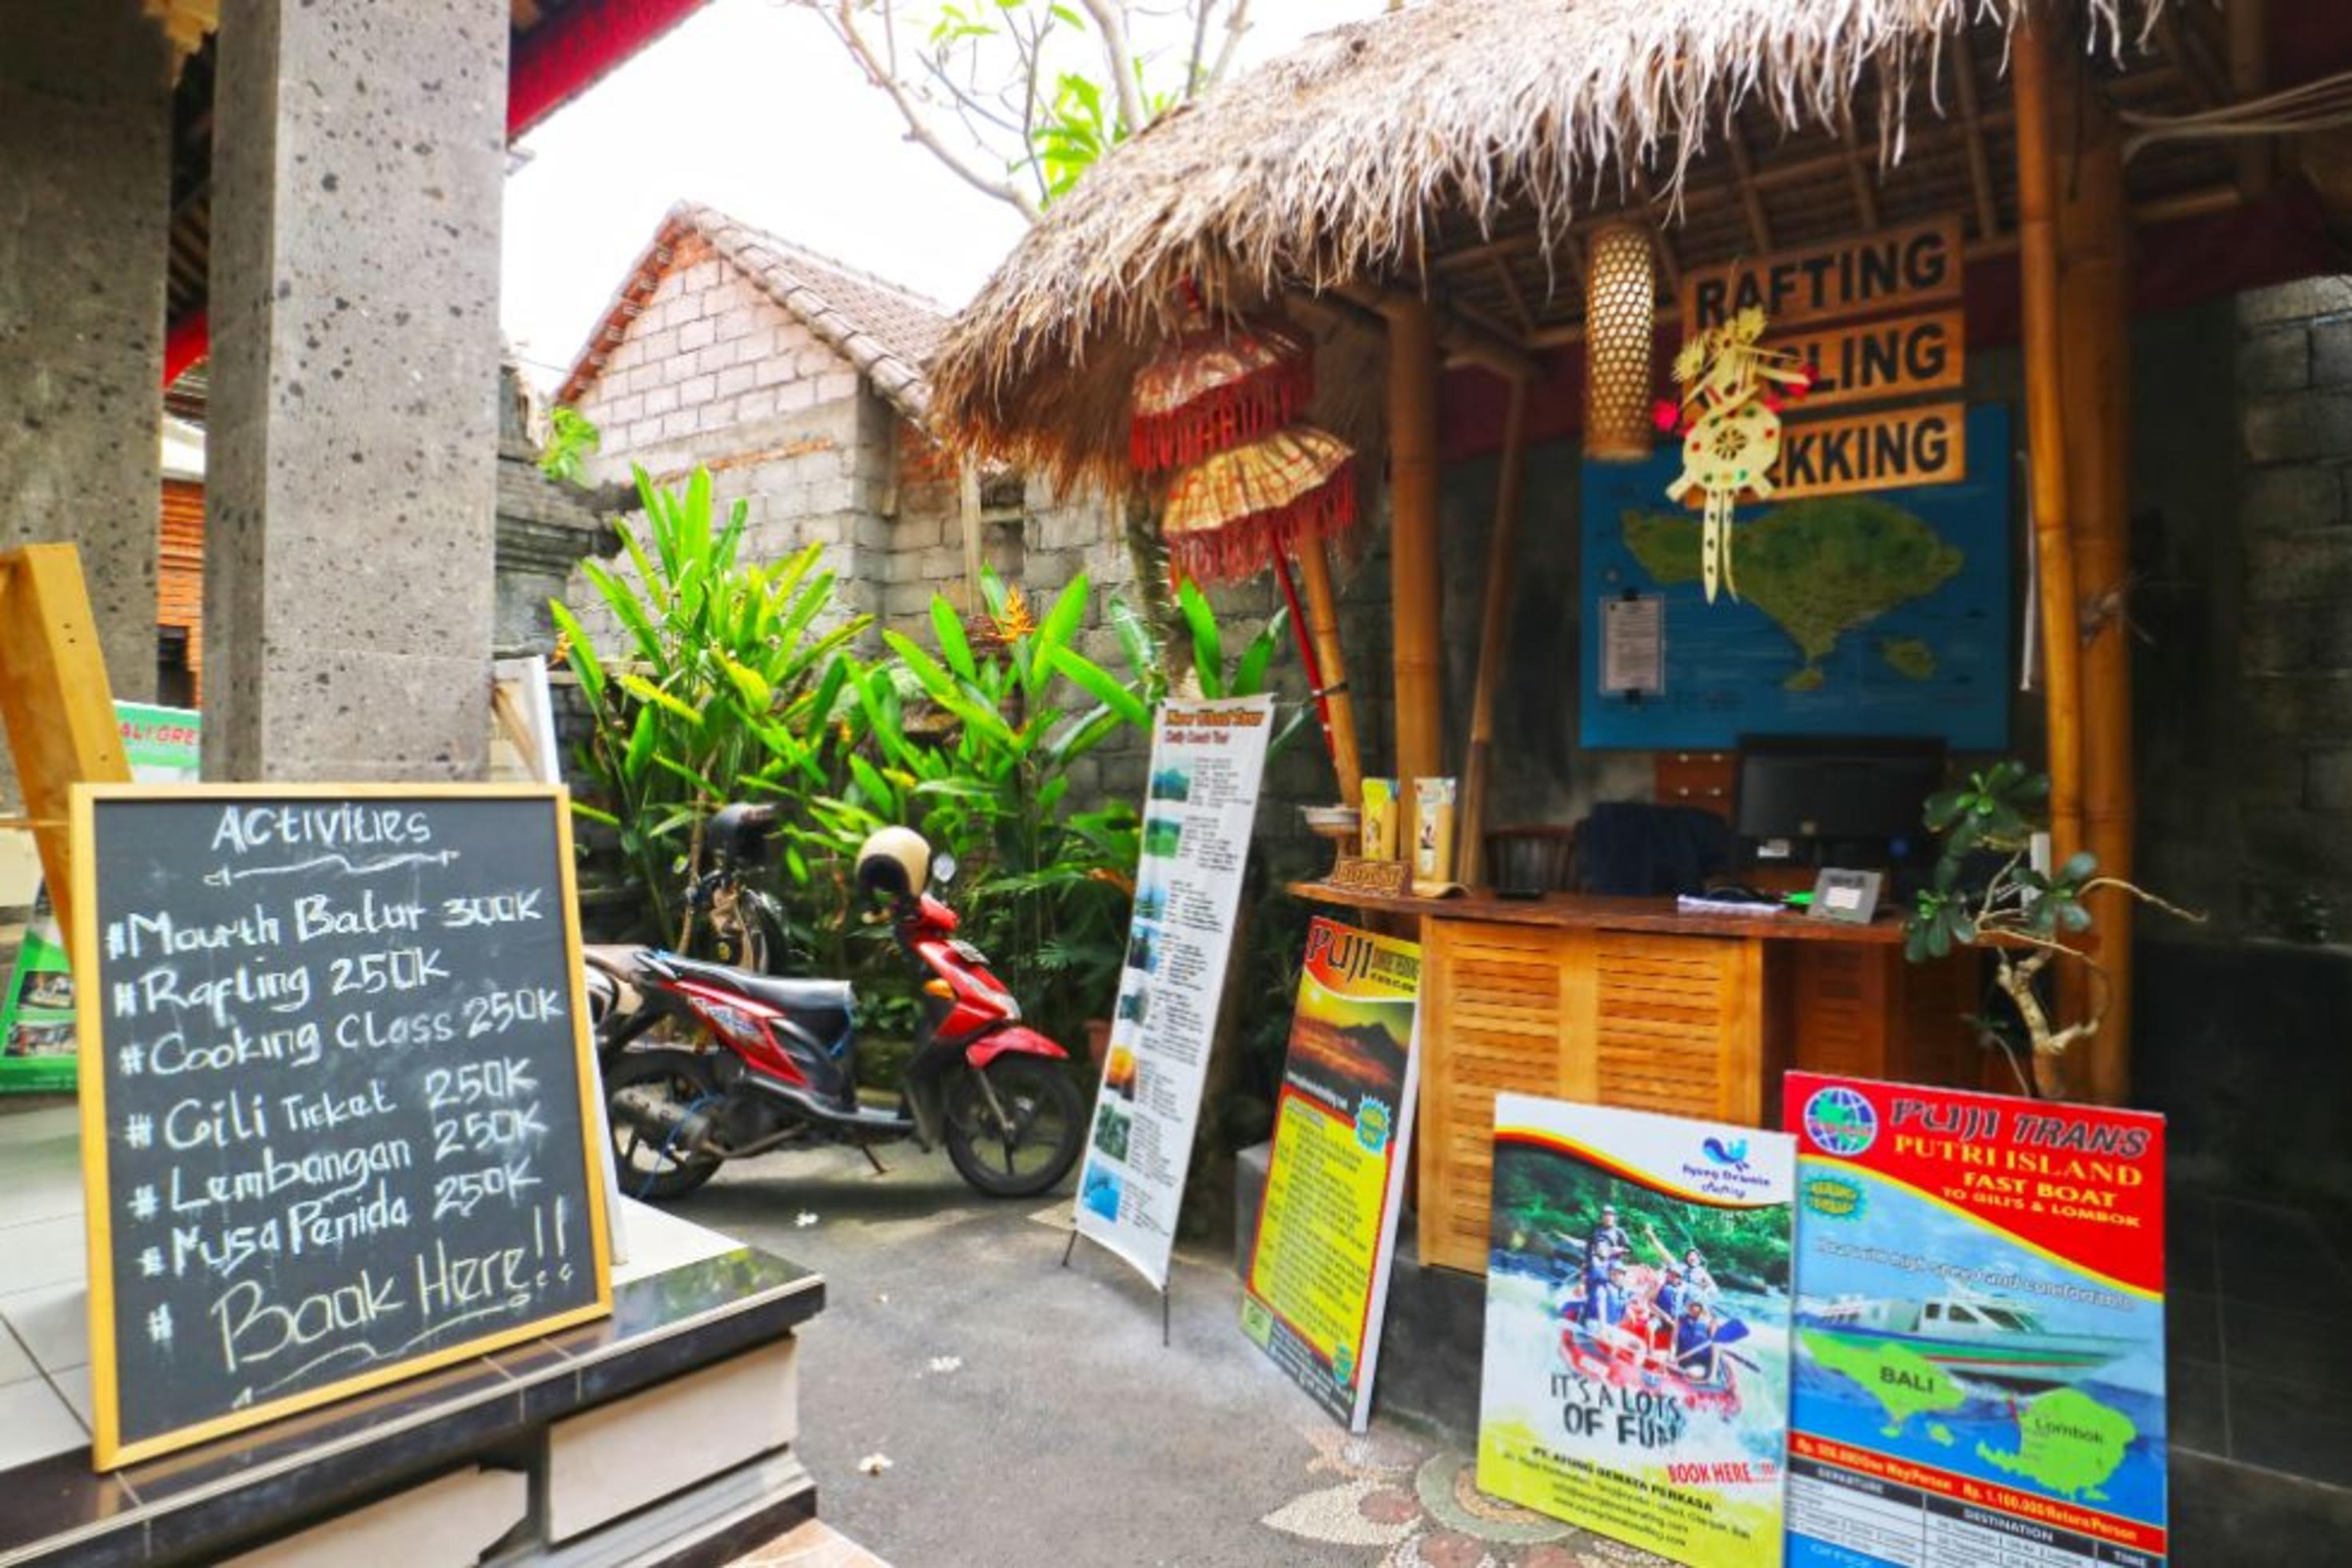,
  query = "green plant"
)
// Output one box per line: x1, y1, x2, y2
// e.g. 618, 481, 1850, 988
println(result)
814, 569, 1156, 1045
1904, 760, 2195, 1096
551, 465, 868, 944
539, 405, 602, 485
